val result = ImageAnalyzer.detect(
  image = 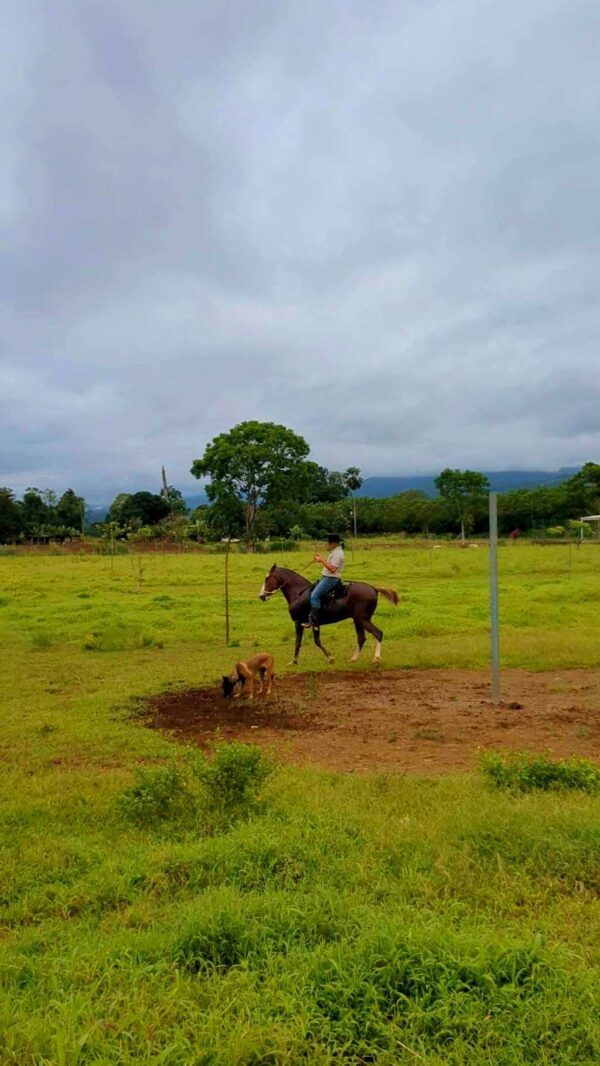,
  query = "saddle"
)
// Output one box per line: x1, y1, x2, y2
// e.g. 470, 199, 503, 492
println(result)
310, 579, 347, 603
